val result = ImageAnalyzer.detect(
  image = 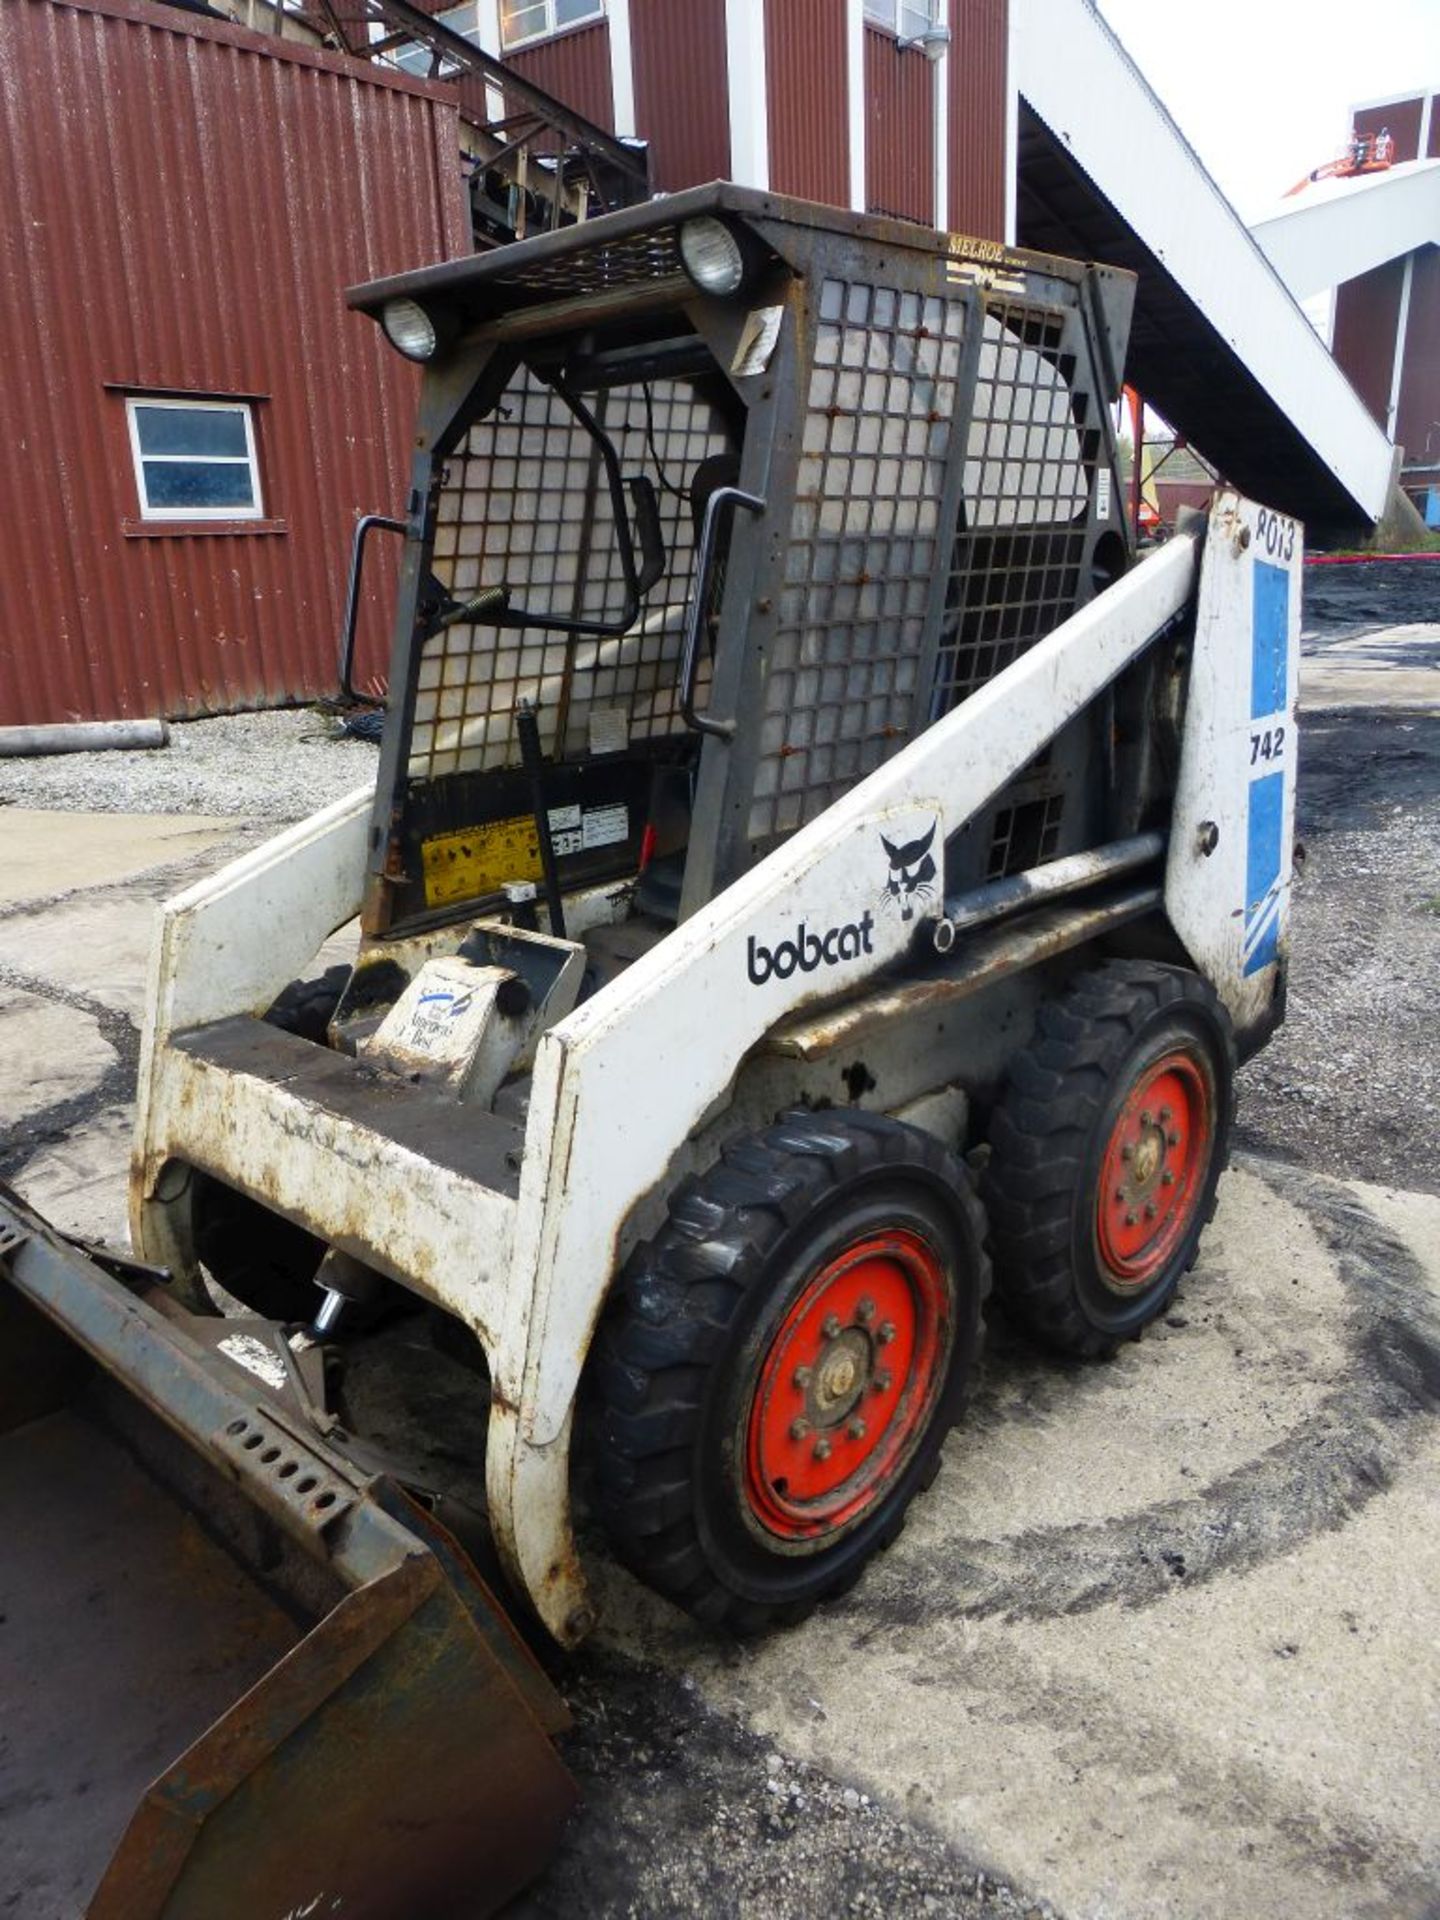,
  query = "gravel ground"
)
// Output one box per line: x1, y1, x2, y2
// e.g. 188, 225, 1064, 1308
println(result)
0, 709, 377, 822
1235, 707, 1440, 1194
1302, 555, 1440, 643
